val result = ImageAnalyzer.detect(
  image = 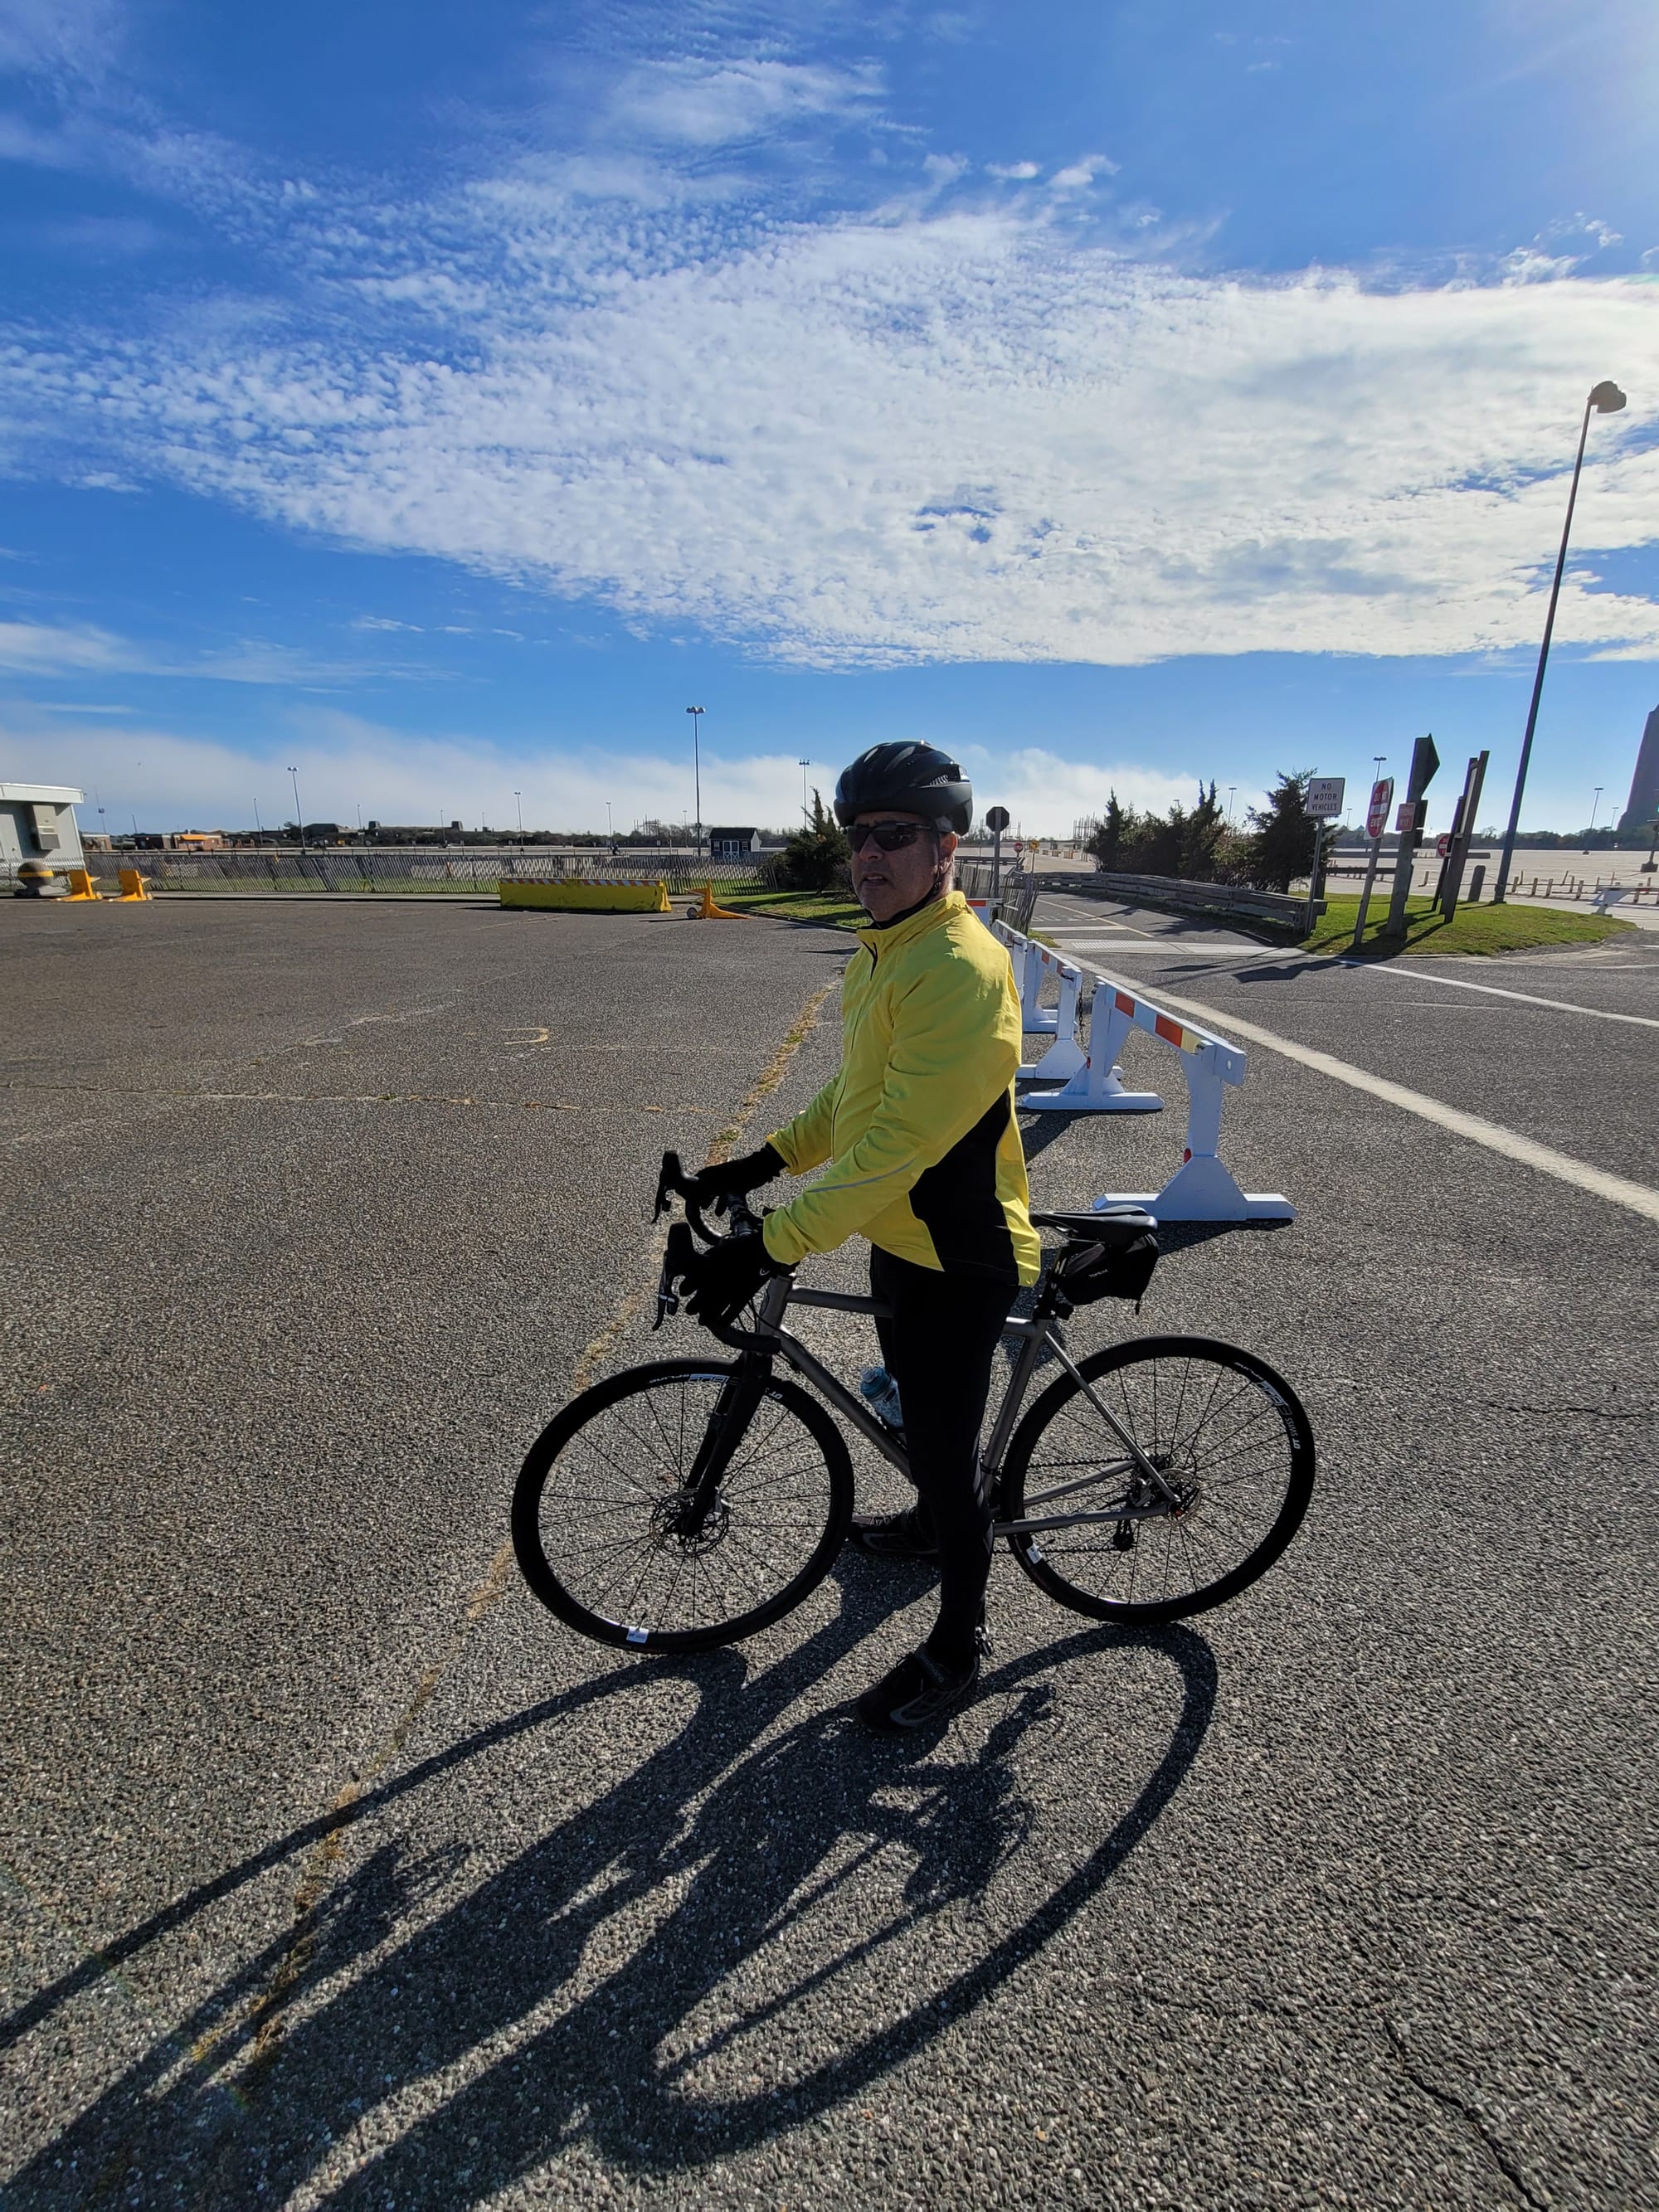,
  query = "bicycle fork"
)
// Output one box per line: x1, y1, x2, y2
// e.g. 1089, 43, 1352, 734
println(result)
668, 1355, 771, 1541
